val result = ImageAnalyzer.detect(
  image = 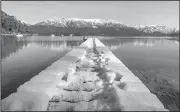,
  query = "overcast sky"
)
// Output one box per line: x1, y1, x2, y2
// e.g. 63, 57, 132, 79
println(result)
2, 1, 179, 29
